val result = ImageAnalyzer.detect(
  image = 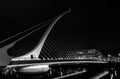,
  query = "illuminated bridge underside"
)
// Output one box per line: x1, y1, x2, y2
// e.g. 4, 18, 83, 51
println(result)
6, 60, 107, 77
7, 60, 107, 68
